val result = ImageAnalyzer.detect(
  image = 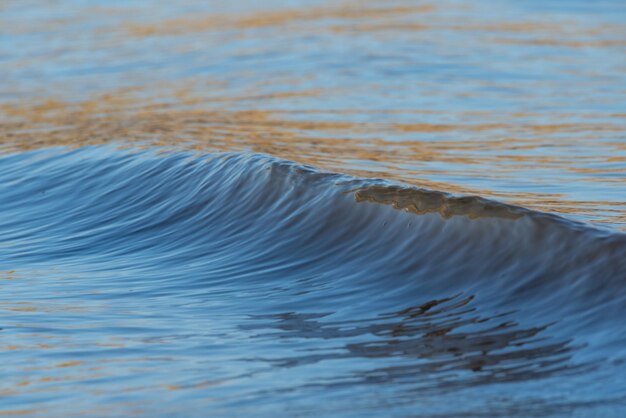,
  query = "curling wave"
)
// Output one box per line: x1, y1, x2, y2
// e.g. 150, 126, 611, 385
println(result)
1, 146, 625, 417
